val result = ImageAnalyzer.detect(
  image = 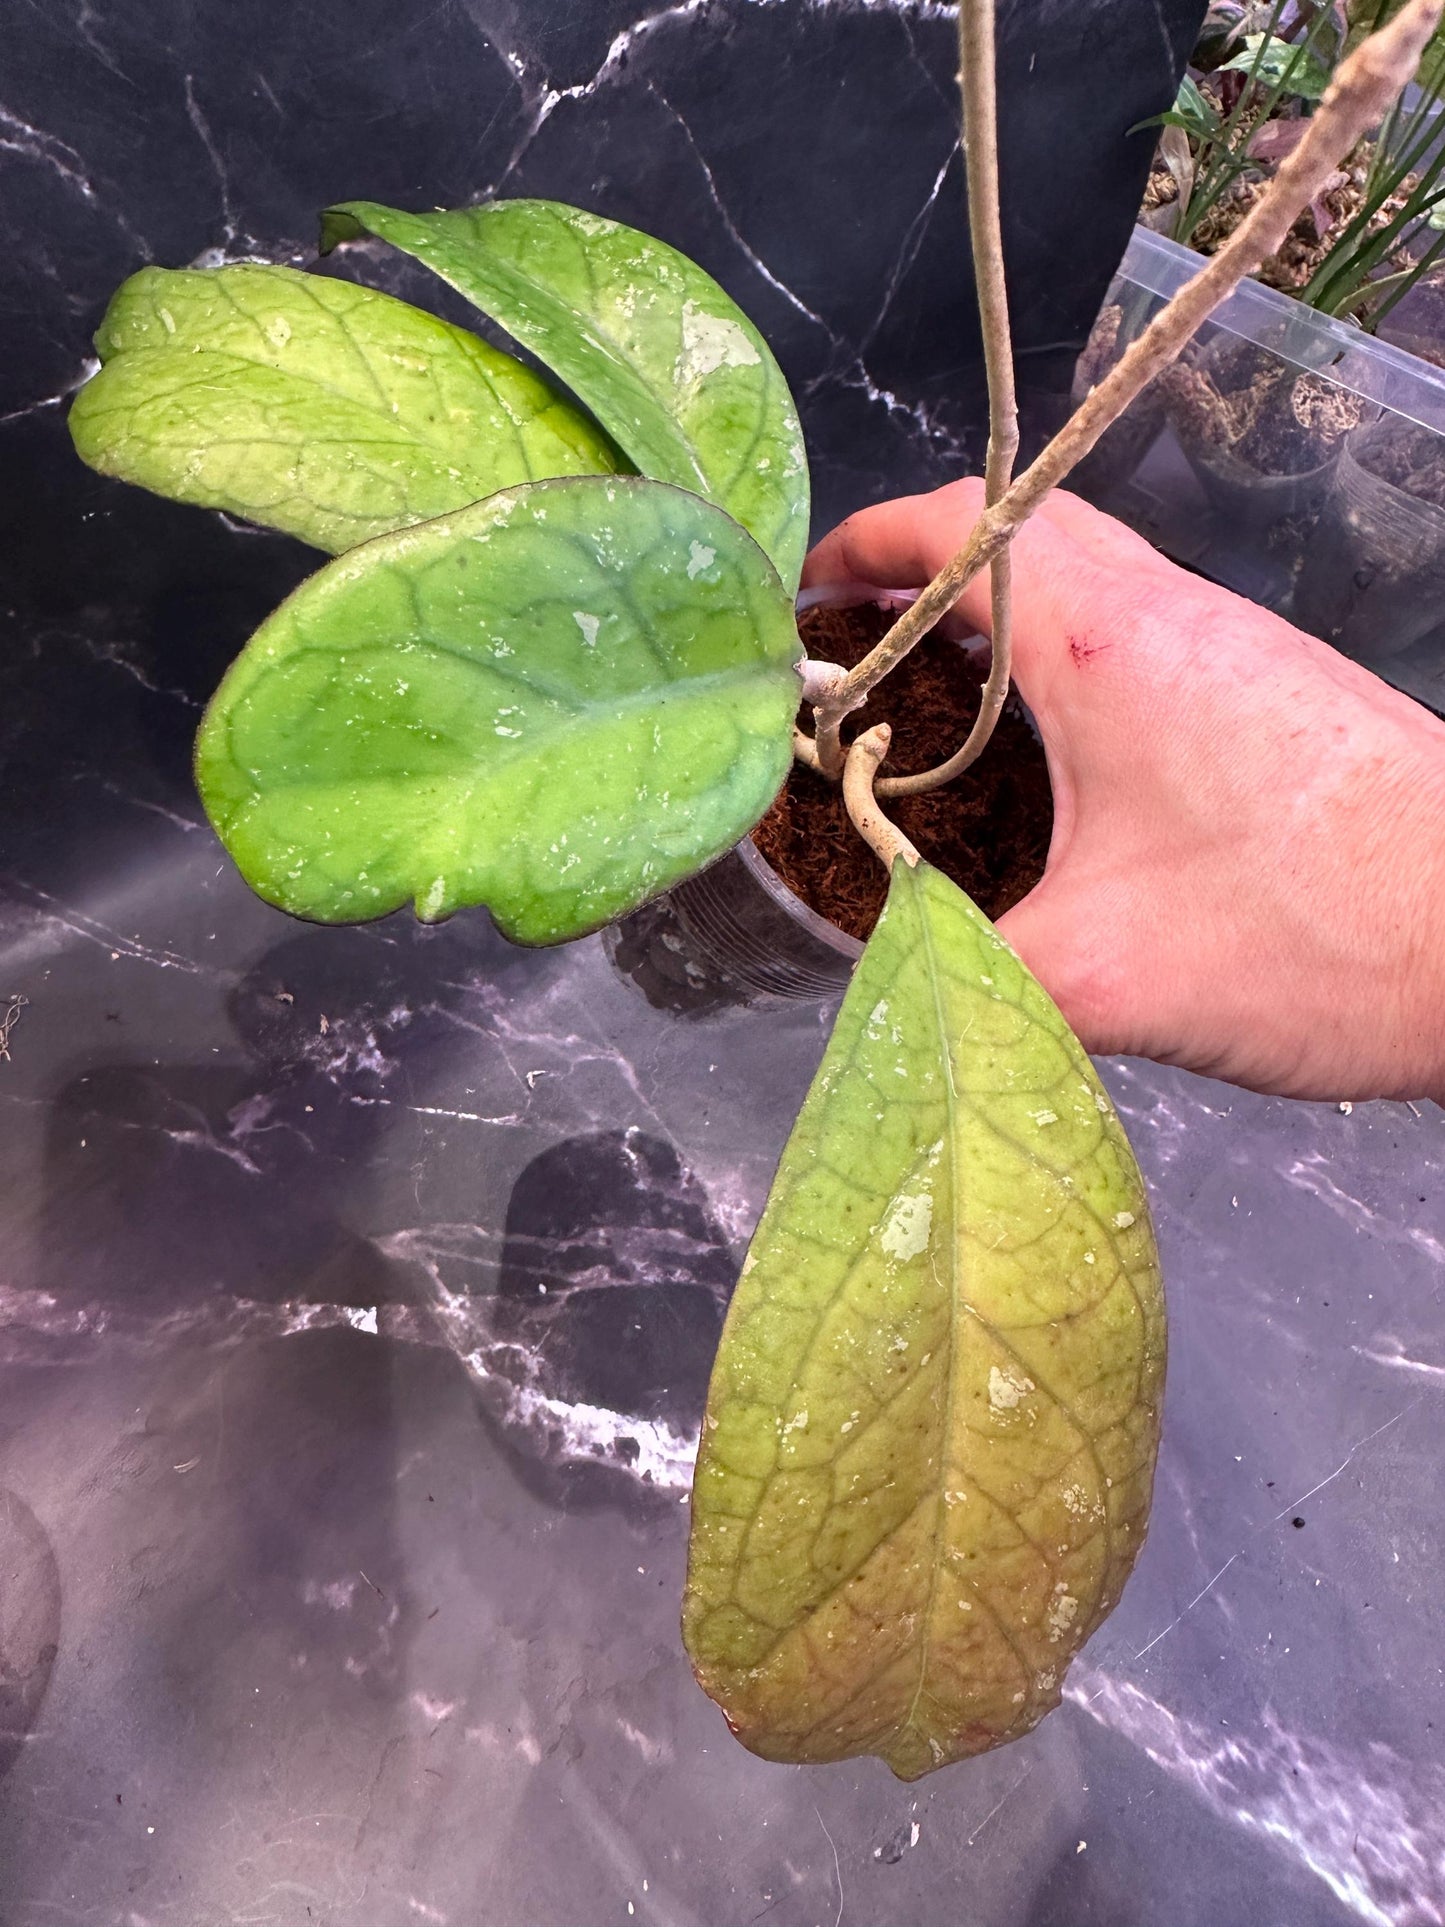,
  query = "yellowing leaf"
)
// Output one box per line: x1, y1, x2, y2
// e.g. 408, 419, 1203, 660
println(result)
684, 860, 1166, 1780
